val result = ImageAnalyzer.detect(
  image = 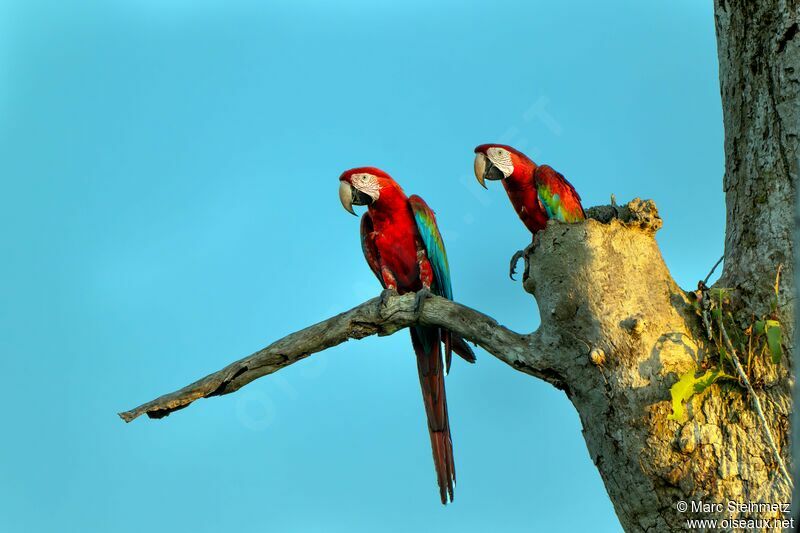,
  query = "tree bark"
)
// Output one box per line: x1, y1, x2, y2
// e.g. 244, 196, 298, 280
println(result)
119, 2, 798, 531
716, 0, 798, 319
